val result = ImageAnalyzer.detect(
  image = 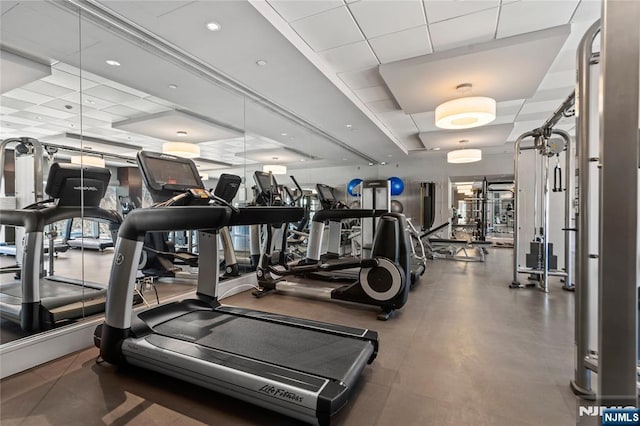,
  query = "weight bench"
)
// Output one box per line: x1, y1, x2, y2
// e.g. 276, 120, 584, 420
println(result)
420, 222, 491, 262
427, 238, 491, 262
